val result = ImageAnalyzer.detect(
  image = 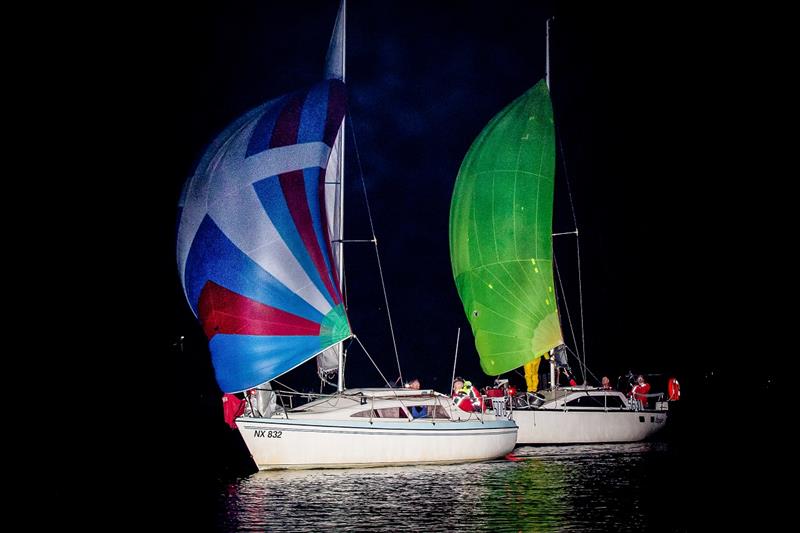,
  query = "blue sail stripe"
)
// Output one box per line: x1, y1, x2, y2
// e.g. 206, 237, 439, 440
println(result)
185, 215, 325, 323
303, 167, 337, 294
245, 94, 289, 157
297, 82, 328, 144
252, 175, 336, 308
211, 334, 324, 392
